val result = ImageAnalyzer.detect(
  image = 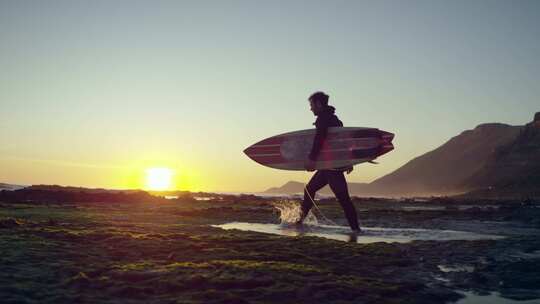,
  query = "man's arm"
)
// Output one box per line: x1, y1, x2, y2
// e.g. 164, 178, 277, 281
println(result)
308, 124, 328, 161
